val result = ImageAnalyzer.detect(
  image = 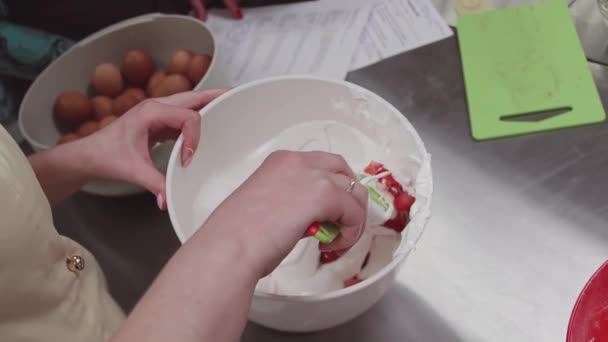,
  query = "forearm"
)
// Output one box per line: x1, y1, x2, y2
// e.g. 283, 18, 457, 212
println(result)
111, 229, 259, 342
28, 140, 95, 206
